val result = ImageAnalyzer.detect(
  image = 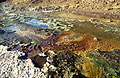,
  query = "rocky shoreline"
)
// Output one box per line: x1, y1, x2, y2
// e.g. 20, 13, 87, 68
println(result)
62, 9, 120, 20
0, 45, 47, 78
1, 0, 120, 19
